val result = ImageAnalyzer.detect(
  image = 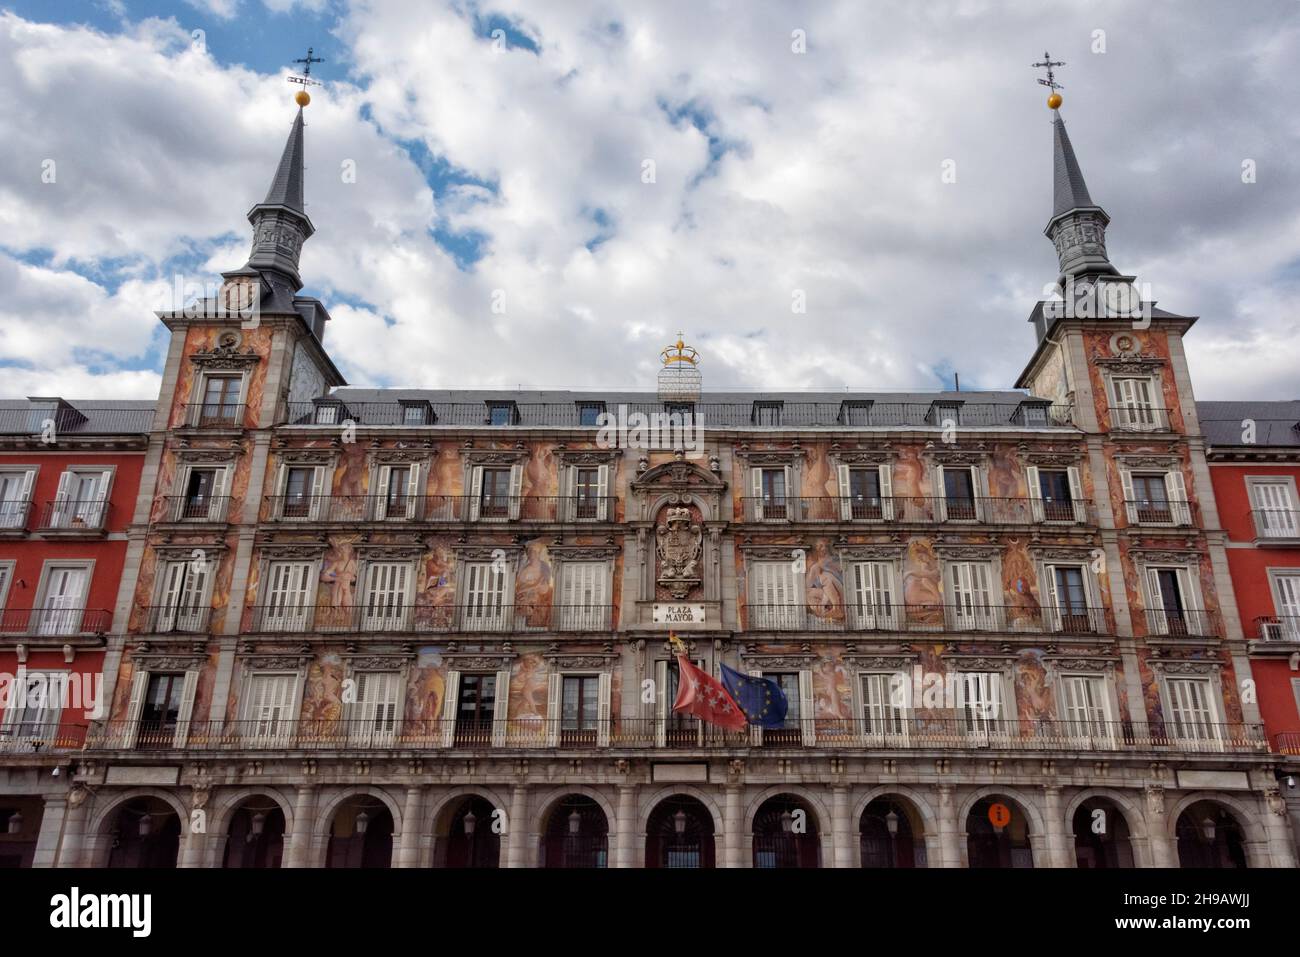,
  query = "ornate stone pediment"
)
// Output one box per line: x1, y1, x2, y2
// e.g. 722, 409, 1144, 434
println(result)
842, 654, 916, 669
921, 443, 990, 463
545, 654, 616, 670
461, 447, 529, 465
557, 448, 619, 465
838, 545, 905, 561
632, 459, 725, 492
345, 654, 414, 670
189, 335, 262, 370
452, 544, 521, 561
1149, 658, 1218, 675
239, 654, 310, 670
1018, 443, 1085, 466
1096, 355, 1165, 374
